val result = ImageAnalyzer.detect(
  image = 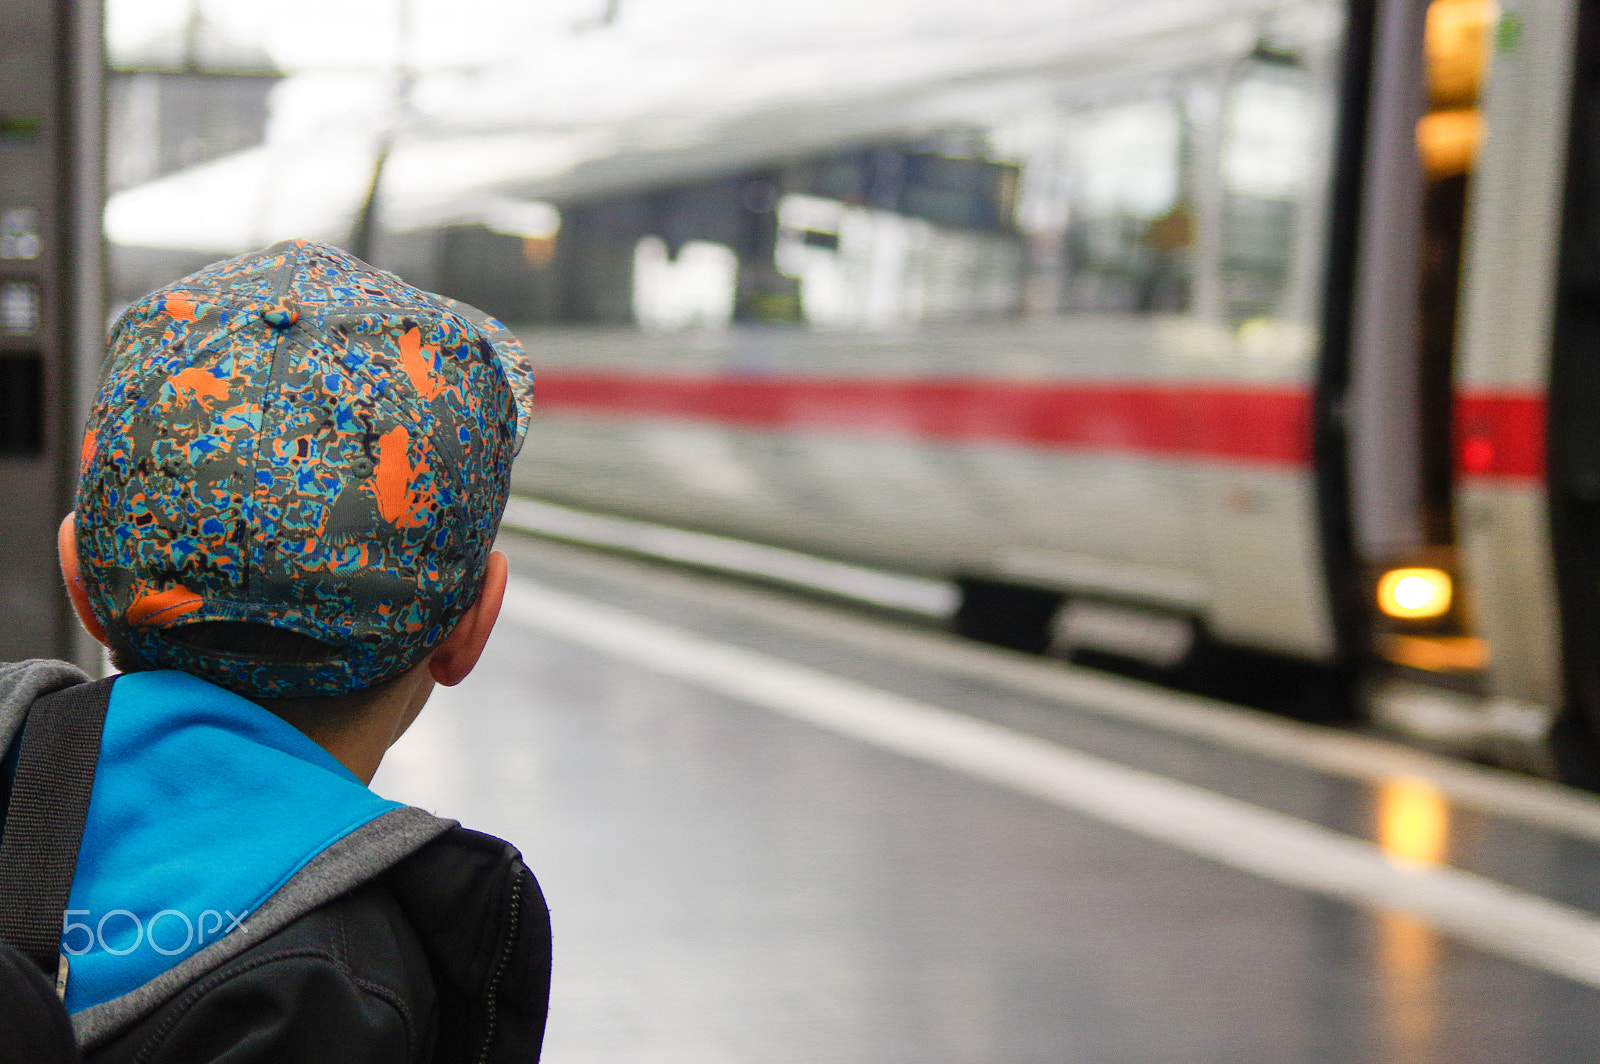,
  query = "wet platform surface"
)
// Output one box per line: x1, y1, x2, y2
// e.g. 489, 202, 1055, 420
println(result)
372, 532, 1600, 1063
